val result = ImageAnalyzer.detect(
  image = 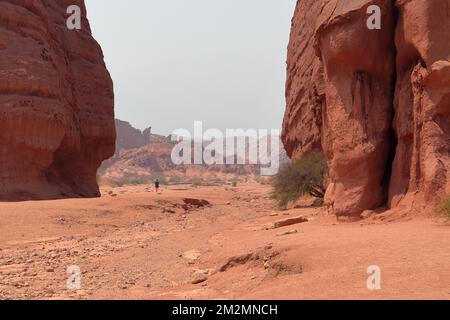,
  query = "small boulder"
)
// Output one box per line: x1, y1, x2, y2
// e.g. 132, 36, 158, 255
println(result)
183, 198, 211, 208
191, 274, 208, 285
